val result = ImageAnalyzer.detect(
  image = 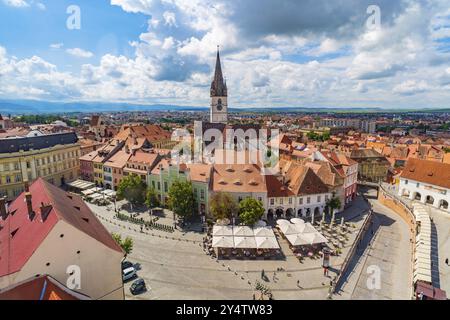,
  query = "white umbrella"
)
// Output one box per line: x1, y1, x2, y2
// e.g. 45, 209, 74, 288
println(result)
212, 225, 233, 236
286, 234, 309, 246
296, 222, 317, 234
234, 236, 257, 249
253, 227, 275, 237
233, 226, 254, 237
254, 220, 267, 227
301, 232, 328, 245
255, 237, 280, 249
212, 236, 234, 248
290, 218, 305, 224
279, 223, 301, 235
277, 219, 290, 225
